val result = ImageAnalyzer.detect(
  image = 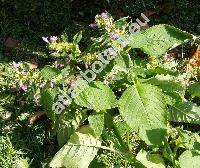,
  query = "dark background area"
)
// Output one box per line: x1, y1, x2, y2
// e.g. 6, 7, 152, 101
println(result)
1, 0, 200, 49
